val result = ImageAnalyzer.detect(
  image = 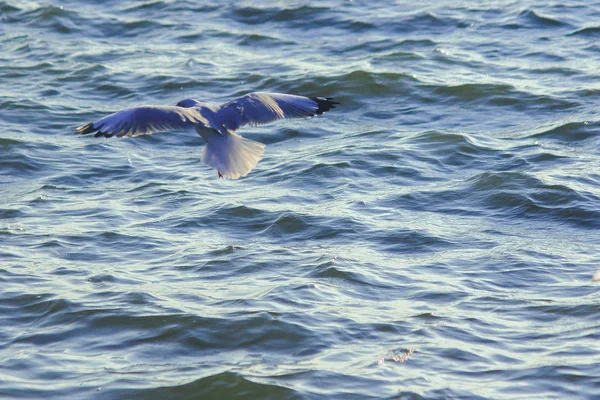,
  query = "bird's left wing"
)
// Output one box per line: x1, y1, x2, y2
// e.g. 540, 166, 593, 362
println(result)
75, 105, 208, 138
214, 92, 338, 132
